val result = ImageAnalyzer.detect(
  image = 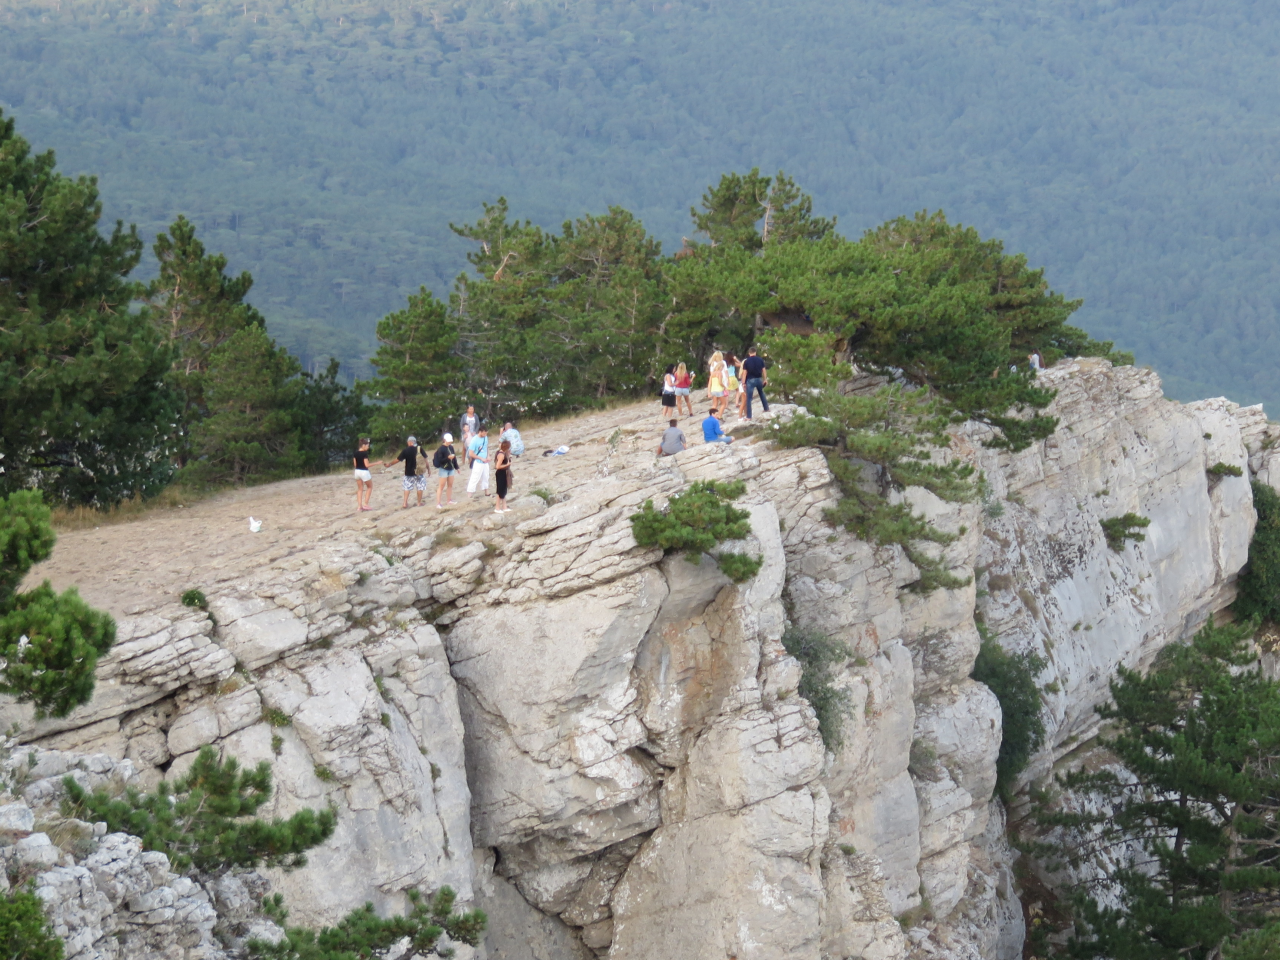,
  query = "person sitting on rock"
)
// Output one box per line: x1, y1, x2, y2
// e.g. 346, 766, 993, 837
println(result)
702, 409, 733, 445
657, 419, 686, 457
